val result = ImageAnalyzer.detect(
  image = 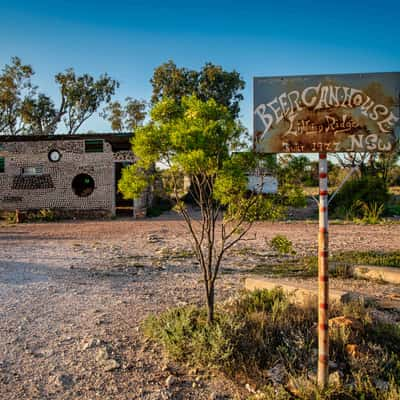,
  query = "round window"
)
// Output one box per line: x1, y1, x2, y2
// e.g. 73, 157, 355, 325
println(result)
48, 149, 61, 162
72, 174, 95, 197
